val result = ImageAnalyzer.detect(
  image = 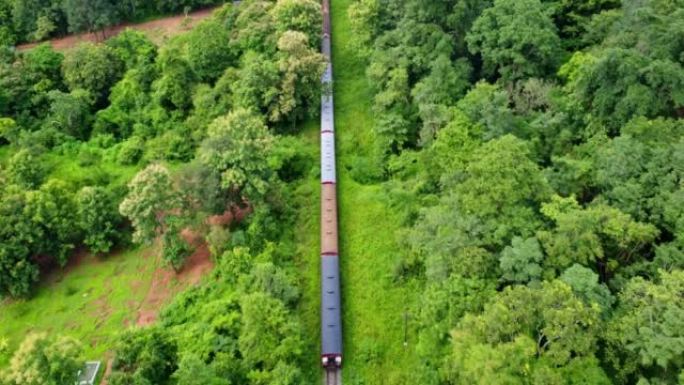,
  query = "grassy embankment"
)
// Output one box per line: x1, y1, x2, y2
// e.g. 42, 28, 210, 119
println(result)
293, 0, 421, 383
0, 247, 161, 367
